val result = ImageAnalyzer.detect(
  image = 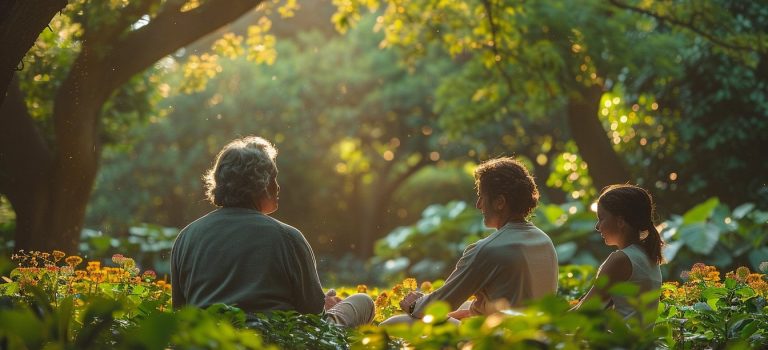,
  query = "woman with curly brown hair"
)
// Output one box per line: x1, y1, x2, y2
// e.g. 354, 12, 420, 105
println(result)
171, 136, 374, 327
570, 184, 664, 321
382, 157, 558, 324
